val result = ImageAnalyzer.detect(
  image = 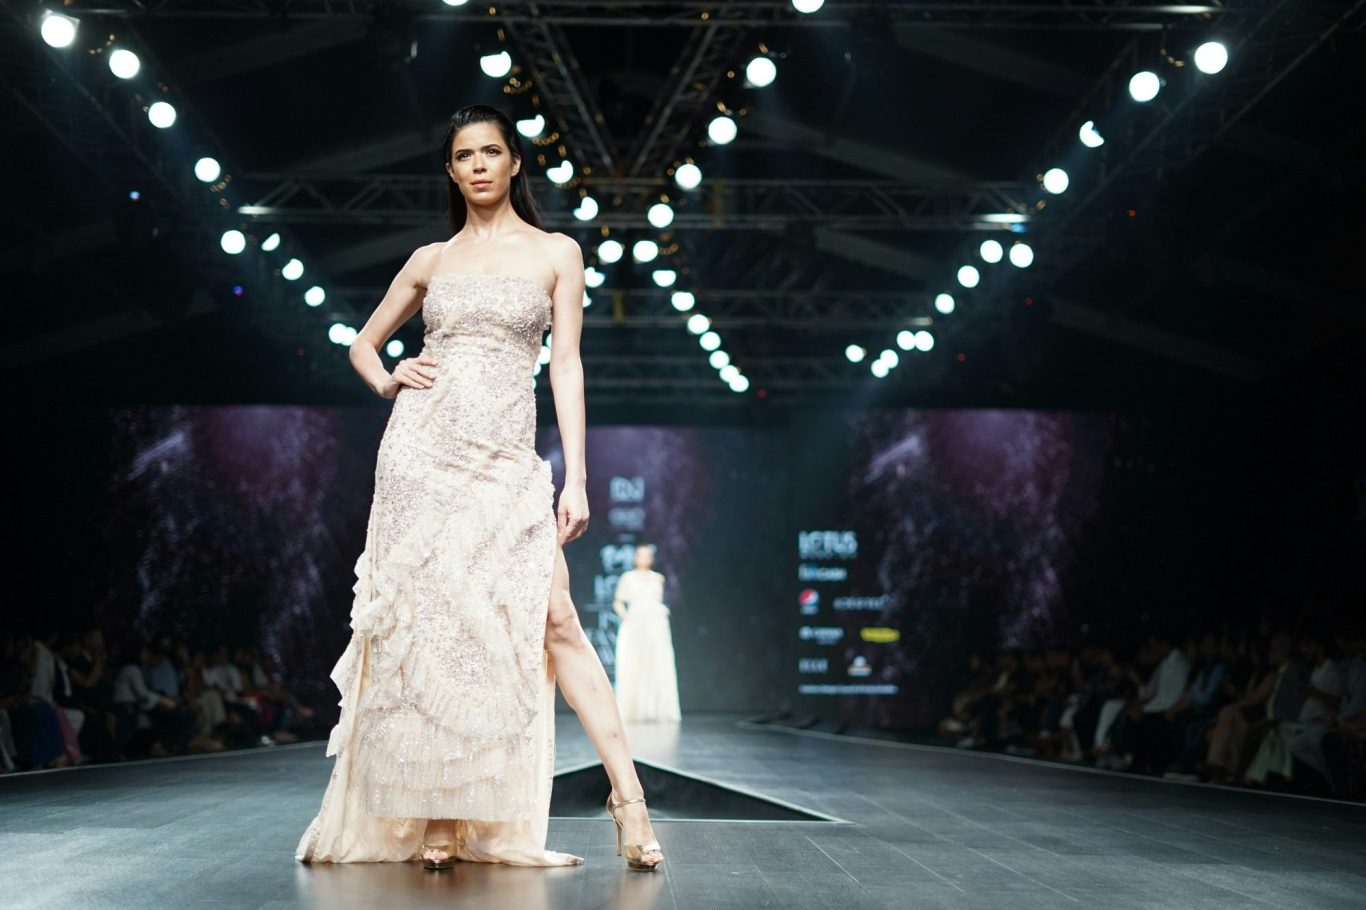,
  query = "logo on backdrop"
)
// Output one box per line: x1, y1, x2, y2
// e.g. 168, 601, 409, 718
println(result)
847, 656, 872, 678
833, 594, 888, 612
859, 627, 900, 644
798, 657, 829, 674
797, 564, 848, 582
609, 476, 645, 502
798, 588, 821, 615
798, 626, 844, 644
797, 530, 858, 560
